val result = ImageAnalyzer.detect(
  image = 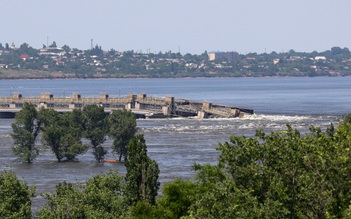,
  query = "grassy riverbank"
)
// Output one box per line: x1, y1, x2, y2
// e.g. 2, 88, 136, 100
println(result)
0, 69, 76, 80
